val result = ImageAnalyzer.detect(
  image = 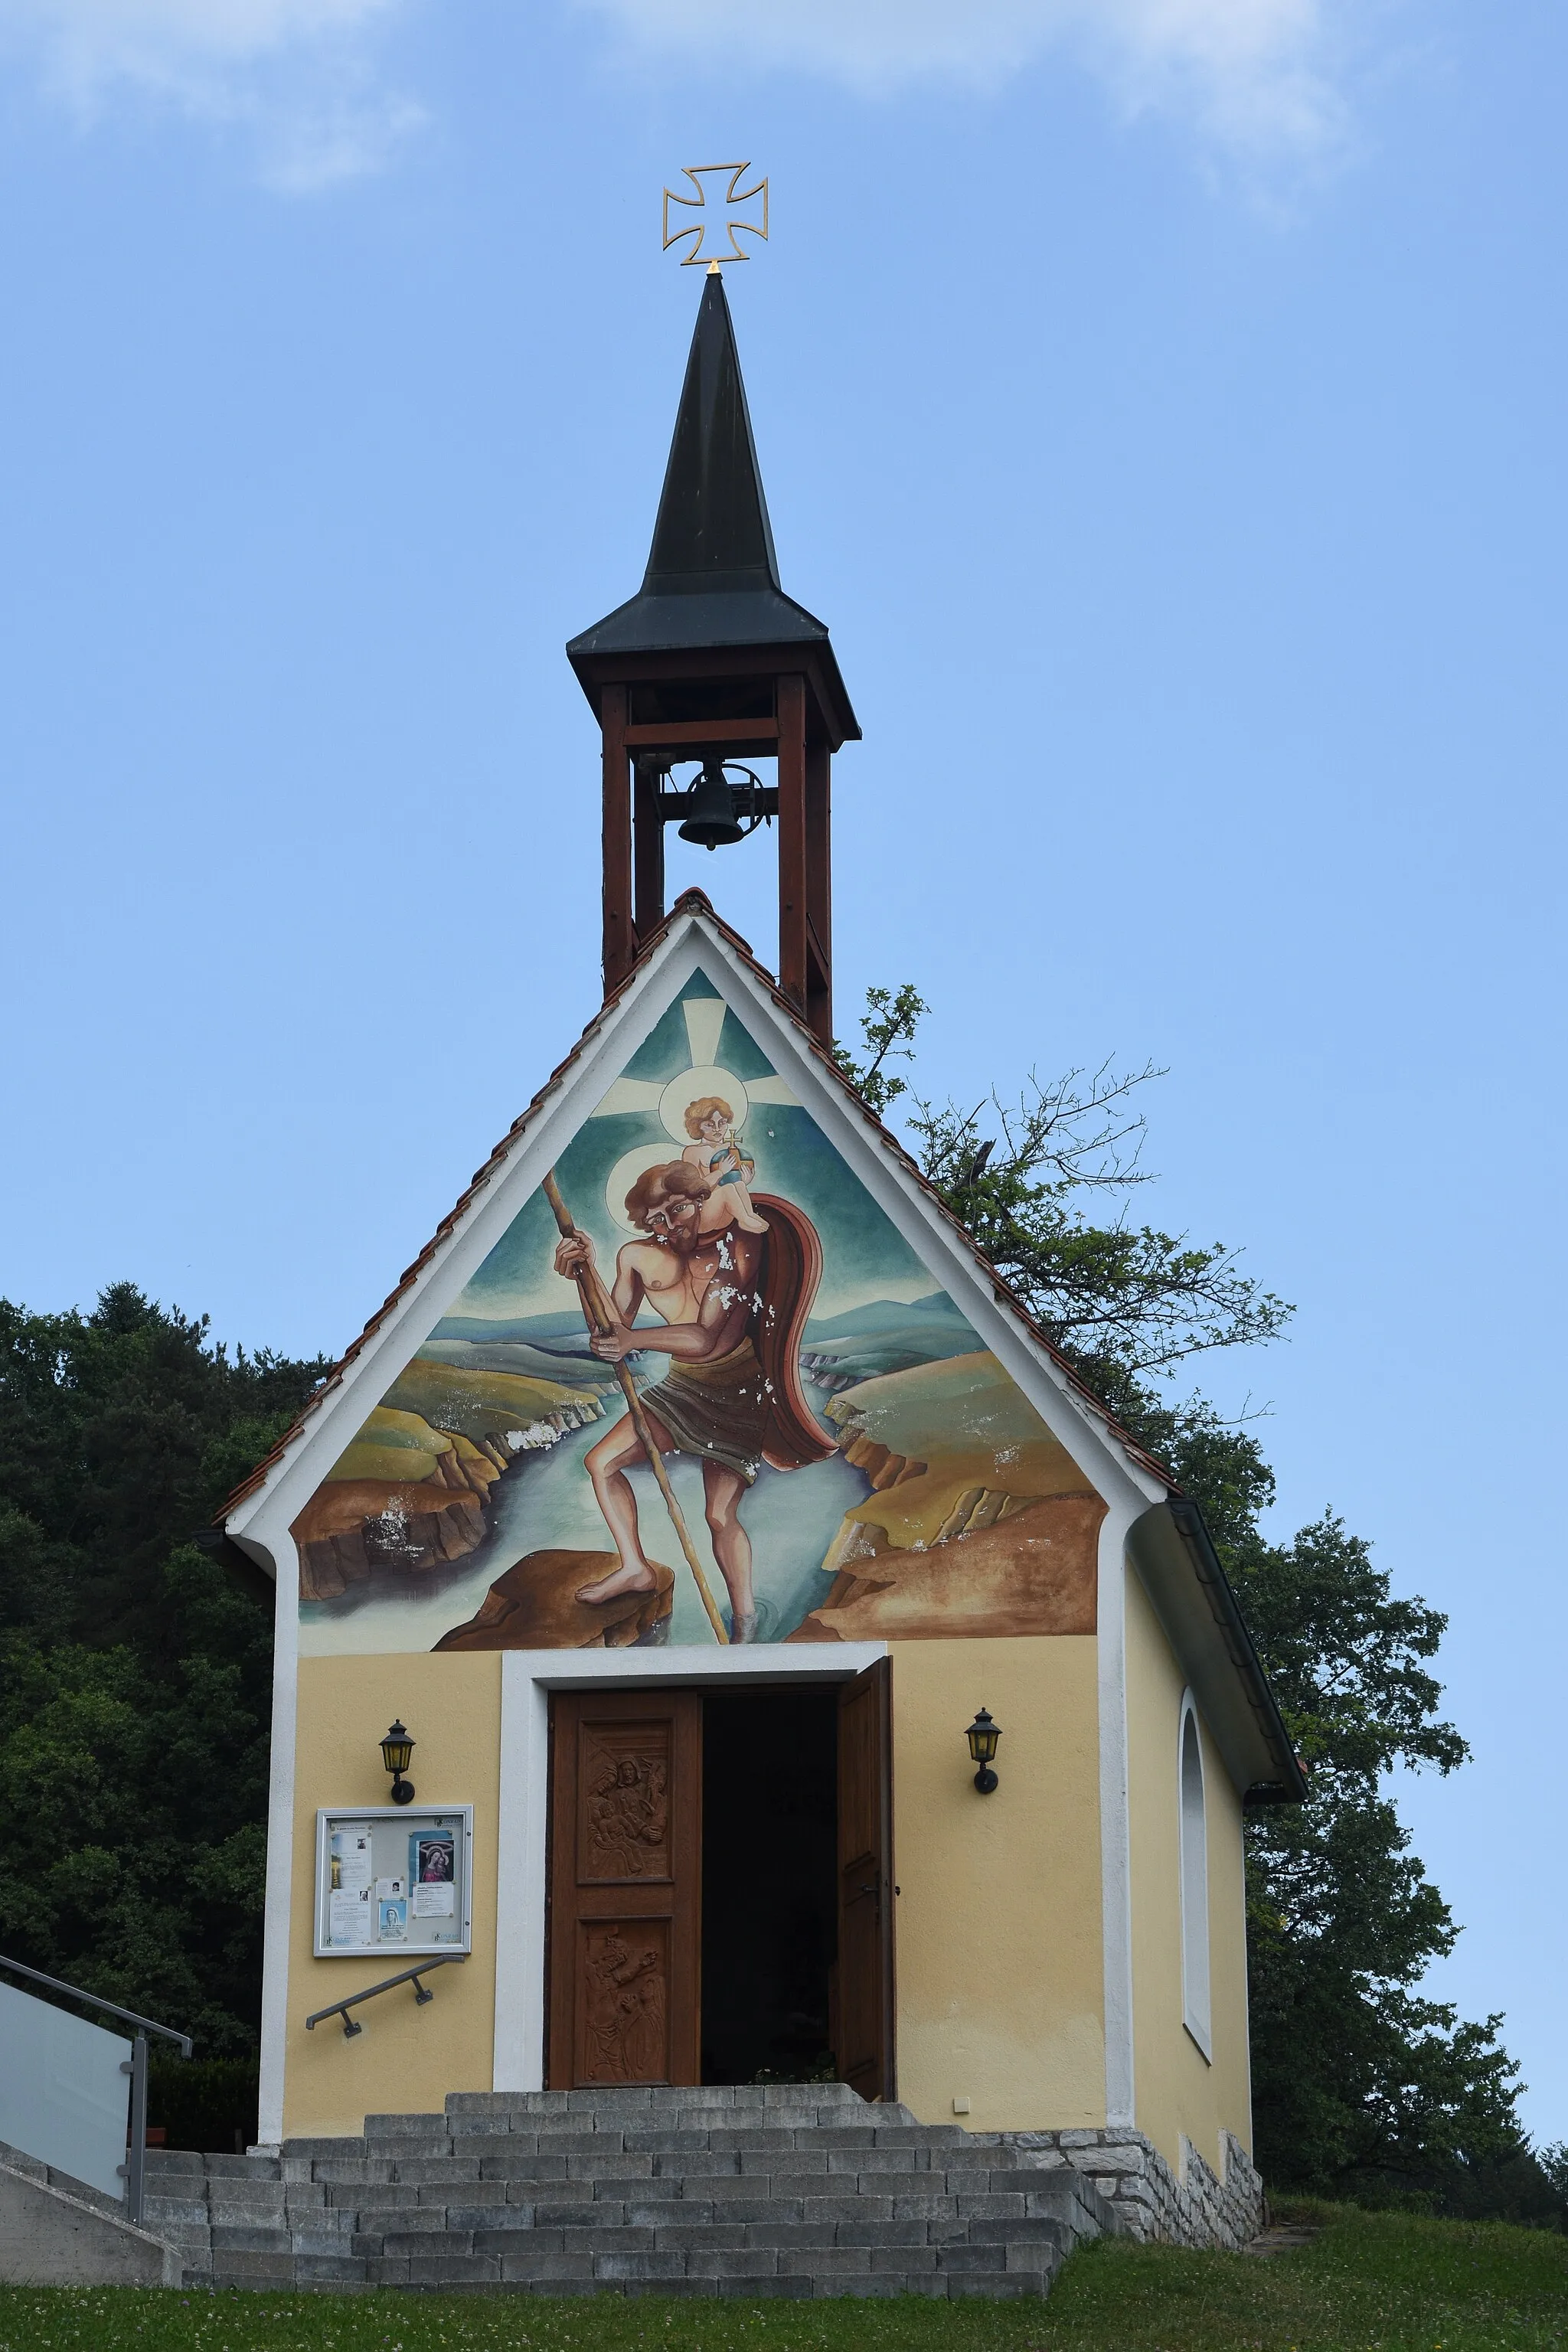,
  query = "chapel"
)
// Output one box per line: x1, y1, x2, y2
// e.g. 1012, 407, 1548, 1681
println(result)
214, 266, 1305, 2282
